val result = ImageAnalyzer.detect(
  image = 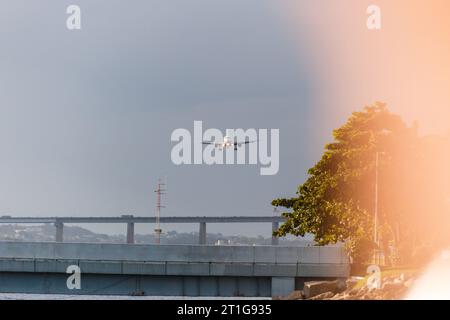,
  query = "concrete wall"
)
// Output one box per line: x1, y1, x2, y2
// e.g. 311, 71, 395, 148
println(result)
0, 257, 349, 278
0, 242, 348, 264
0, 273, 272, 297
